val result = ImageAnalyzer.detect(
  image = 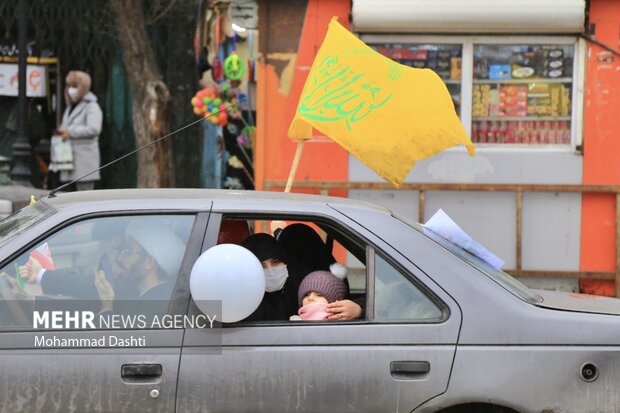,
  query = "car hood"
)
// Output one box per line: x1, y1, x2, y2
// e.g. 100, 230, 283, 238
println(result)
533, 289, 620, 315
